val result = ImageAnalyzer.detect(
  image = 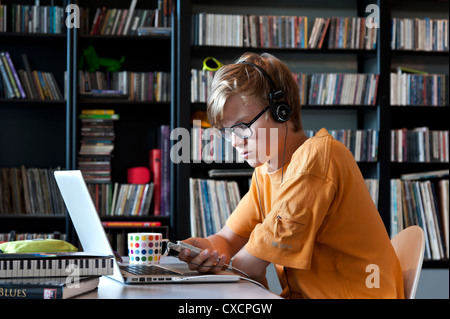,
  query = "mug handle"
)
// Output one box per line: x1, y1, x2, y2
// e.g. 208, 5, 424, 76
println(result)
161, 239, 169, 257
